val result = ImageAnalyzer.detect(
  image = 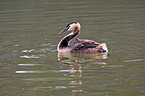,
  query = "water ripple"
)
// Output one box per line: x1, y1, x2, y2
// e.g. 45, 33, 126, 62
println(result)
124, 59, 145, 62
20, 55, 40, 59
15, 71, 35, 74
